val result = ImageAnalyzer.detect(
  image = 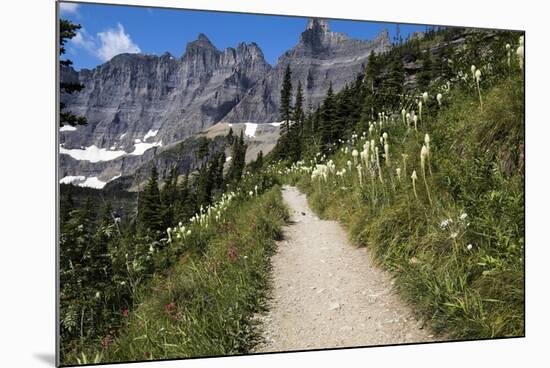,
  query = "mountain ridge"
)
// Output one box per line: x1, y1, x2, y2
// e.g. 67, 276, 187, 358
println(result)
59, 19, 391, 188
